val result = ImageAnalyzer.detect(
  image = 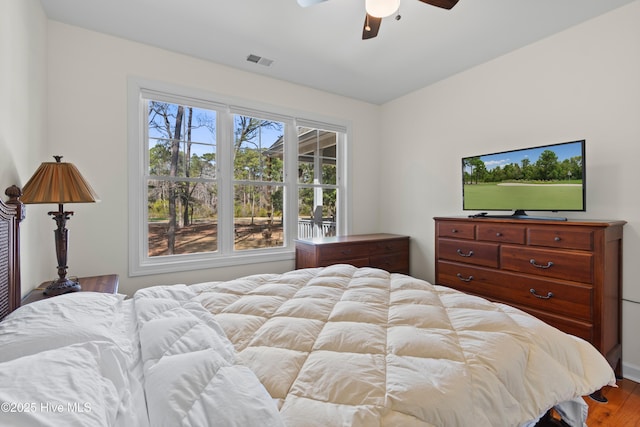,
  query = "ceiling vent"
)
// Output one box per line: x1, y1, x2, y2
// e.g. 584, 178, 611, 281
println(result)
246, 54, 274, 67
